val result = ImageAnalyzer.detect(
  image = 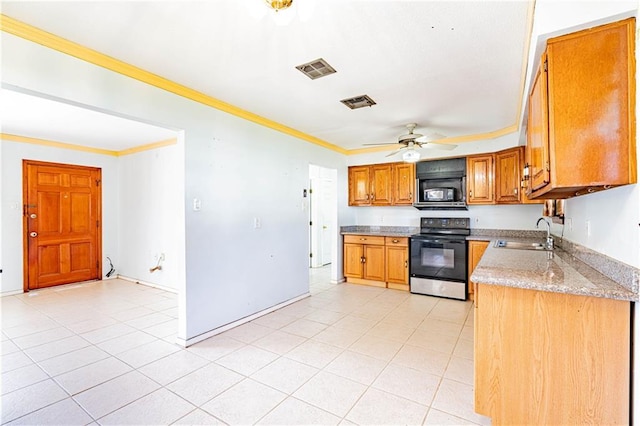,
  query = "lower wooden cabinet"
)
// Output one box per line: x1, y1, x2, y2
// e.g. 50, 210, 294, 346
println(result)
475, 283, 630, 424
467, 240, 489, 299
385, 237, 408, 291
343, 235, 408, 290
